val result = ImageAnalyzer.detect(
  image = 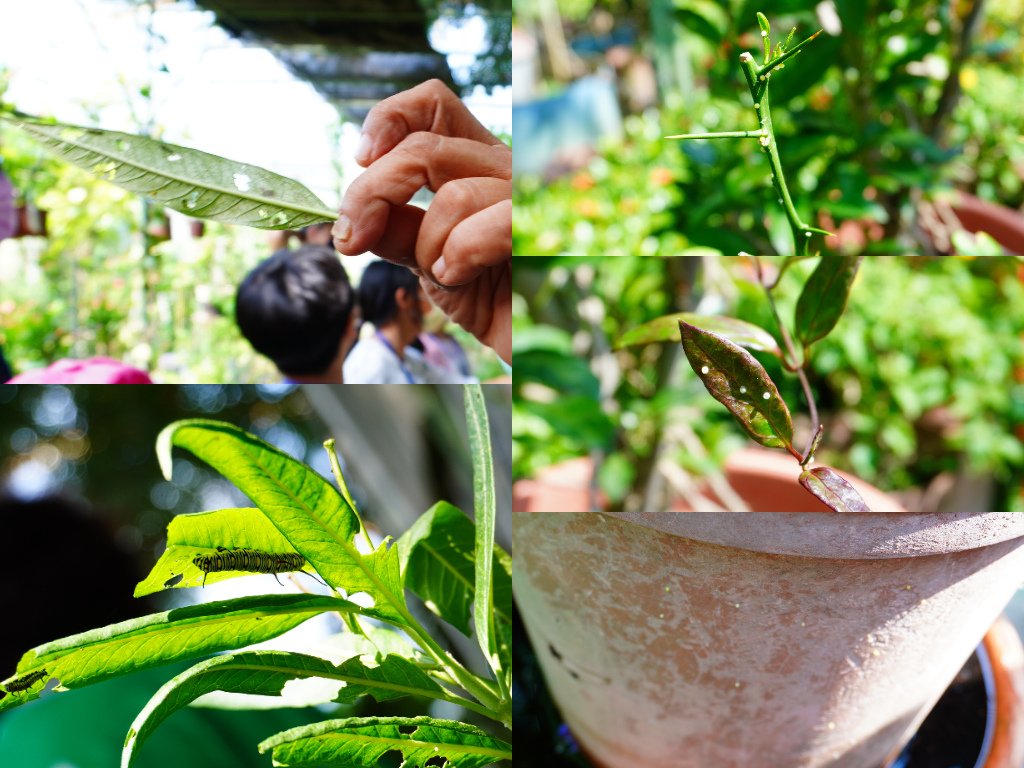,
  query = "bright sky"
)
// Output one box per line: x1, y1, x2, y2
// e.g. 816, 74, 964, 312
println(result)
0, 0, 511, 208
